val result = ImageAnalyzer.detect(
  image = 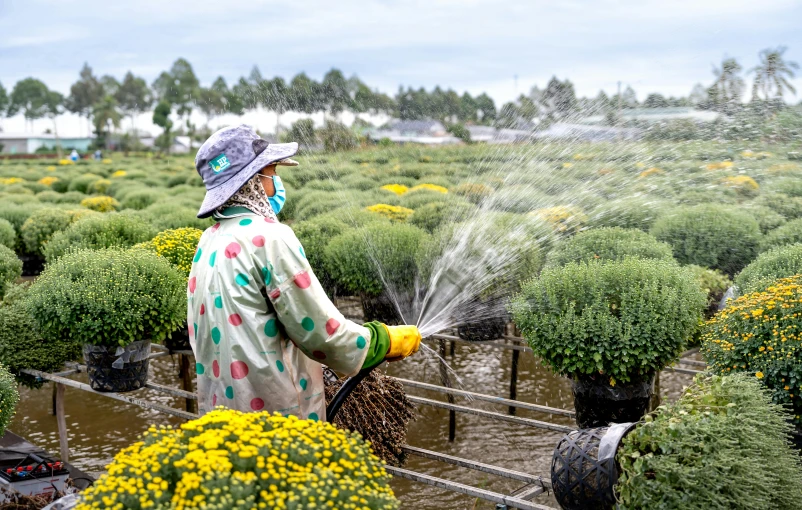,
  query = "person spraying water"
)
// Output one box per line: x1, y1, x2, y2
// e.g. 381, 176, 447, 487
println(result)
187, 124, 421, 420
